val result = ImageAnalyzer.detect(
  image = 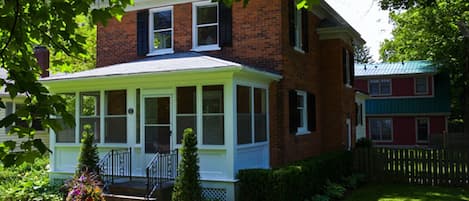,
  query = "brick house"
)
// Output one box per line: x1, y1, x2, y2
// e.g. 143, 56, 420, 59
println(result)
355, 61, 451, 147
42, 0, 363, 200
